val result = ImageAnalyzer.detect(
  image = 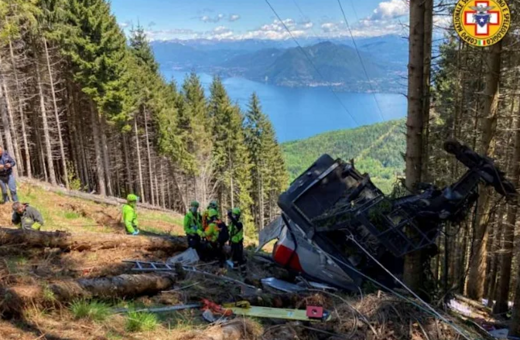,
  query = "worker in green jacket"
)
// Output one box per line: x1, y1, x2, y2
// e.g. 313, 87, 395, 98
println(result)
184, 201, 204, 255
122, 194, 139, 235
228, 207, 246, 274
202, 200, 219, 230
